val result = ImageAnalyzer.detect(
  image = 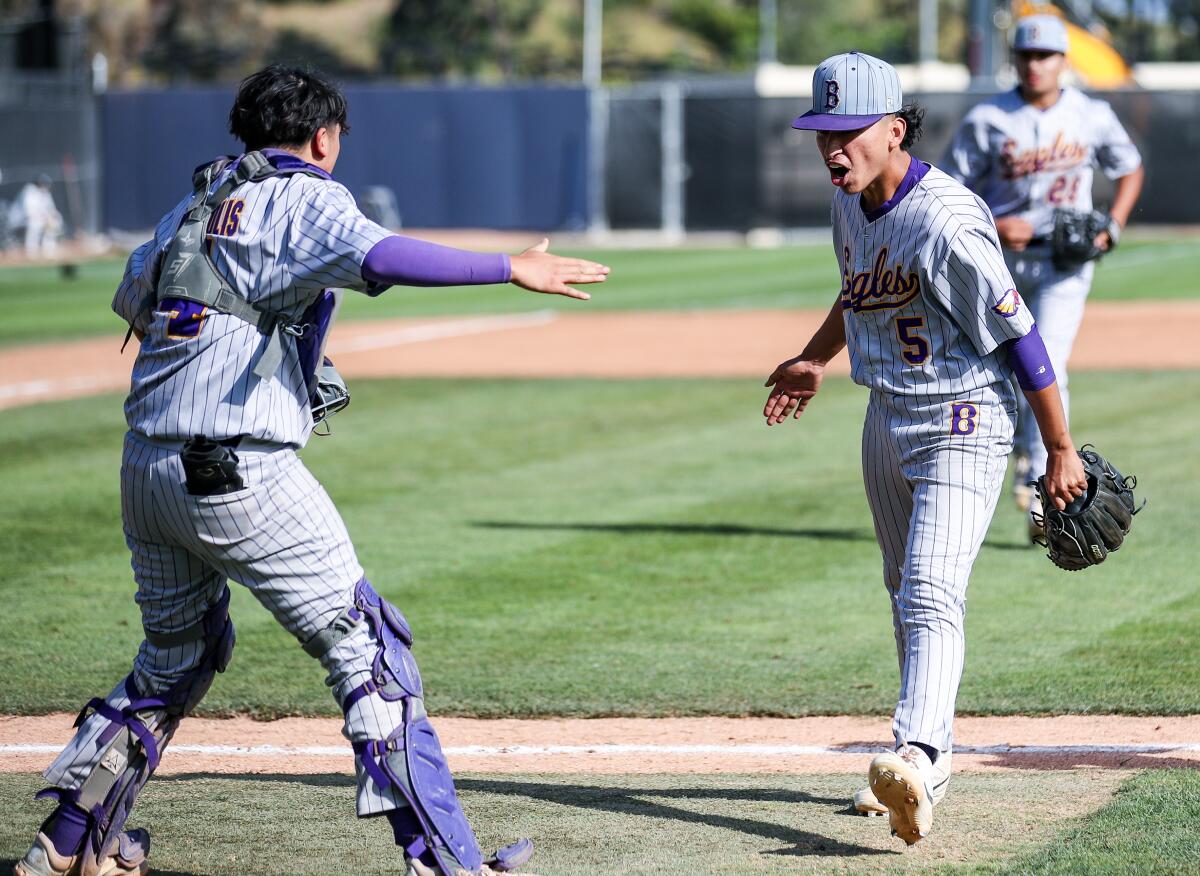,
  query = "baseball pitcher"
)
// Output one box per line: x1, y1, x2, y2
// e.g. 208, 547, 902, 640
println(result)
764, 51, 1087, 845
